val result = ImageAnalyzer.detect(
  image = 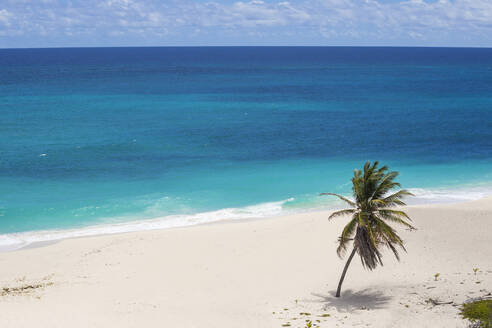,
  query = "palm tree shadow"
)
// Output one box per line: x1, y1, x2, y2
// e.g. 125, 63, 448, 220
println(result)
311, 289, 392, 312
